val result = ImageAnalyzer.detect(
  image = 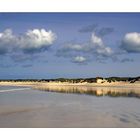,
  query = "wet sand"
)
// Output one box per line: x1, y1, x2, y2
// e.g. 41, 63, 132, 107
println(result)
0, 86, 140, 127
